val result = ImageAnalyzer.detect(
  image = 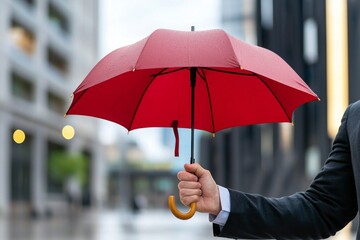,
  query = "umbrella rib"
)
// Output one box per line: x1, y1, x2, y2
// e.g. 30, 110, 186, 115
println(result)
128, 68, 168, 131
65, 89, 87, 115
198, 68, 216, 133
202, 67, 255, 76
254, 73, 292, 122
